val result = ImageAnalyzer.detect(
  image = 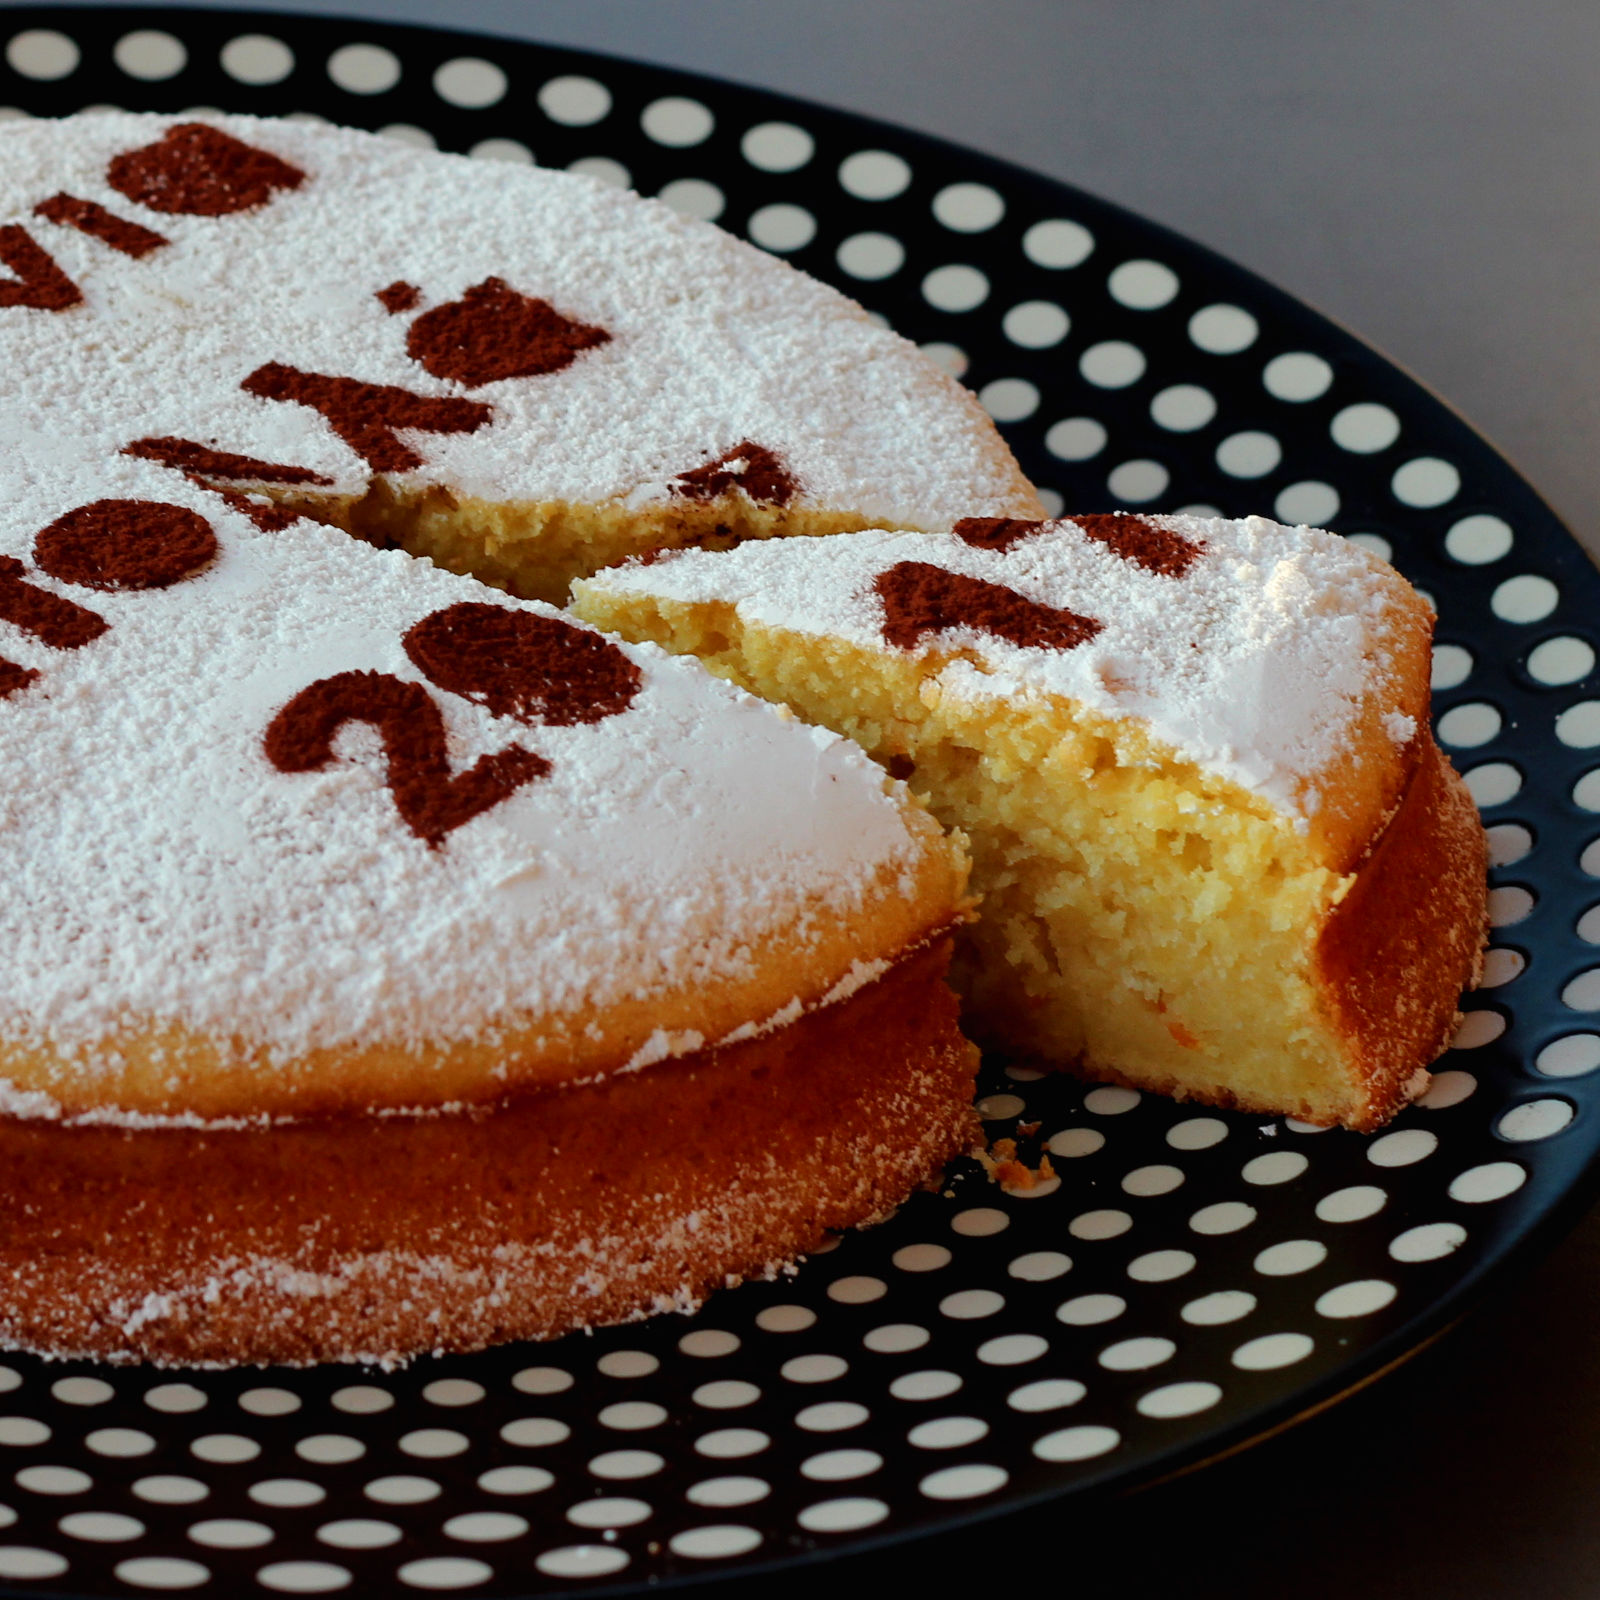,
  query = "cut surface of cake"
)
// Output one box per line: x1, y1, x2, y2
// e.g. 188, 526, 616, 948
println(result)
0, 112, 1041, 606
0, 111, 1005, 1365
575, 512, 1489, 1132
